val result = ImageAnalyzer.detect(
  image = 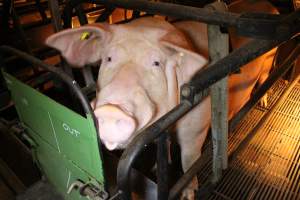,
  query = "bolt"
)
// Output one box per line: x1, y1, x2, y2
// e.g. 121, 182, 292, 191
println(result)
181, 86, 191, 97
